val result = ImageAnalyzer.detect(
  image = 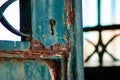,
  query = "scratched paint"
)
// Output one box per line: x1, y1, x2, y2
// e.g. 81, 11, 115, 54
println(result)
0, 0, 84, 80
